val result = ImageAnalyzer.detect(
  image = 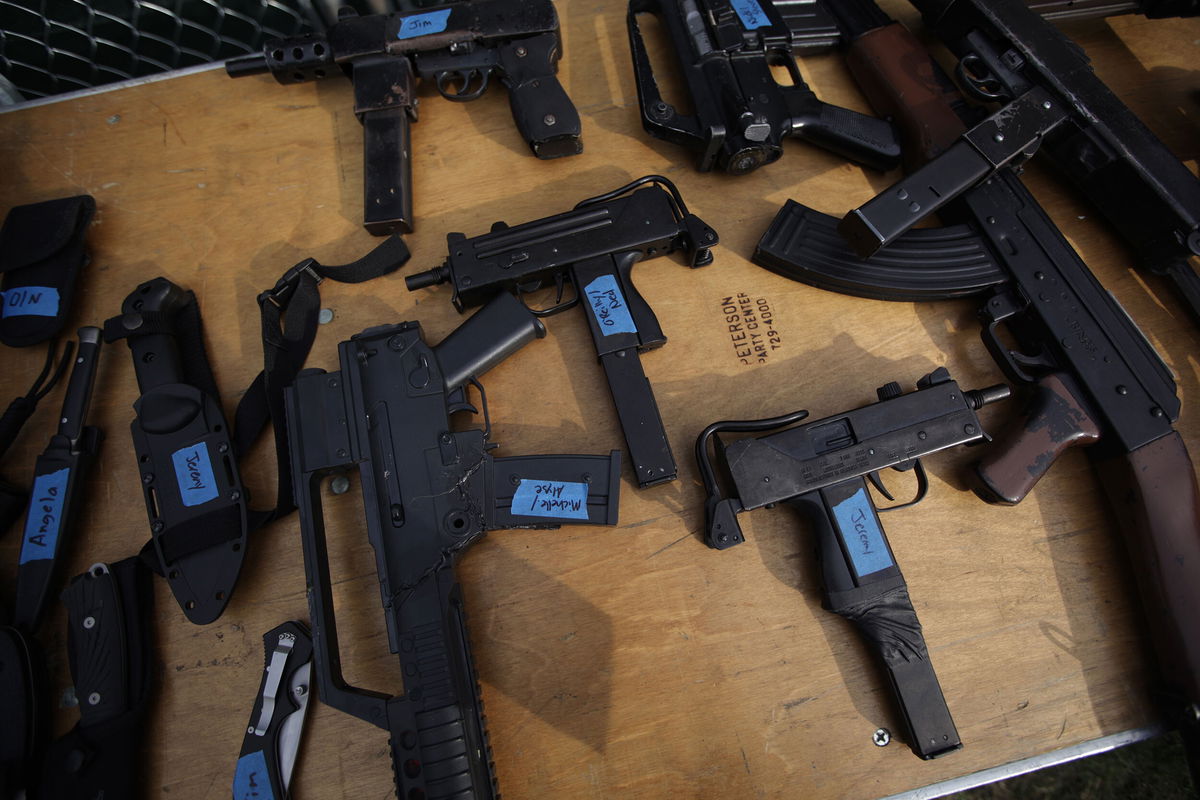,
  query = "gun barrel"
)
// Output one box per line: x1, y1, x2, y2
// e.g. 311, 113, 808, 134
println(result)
404, 266, 450, 290
225, 53, 270, 78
